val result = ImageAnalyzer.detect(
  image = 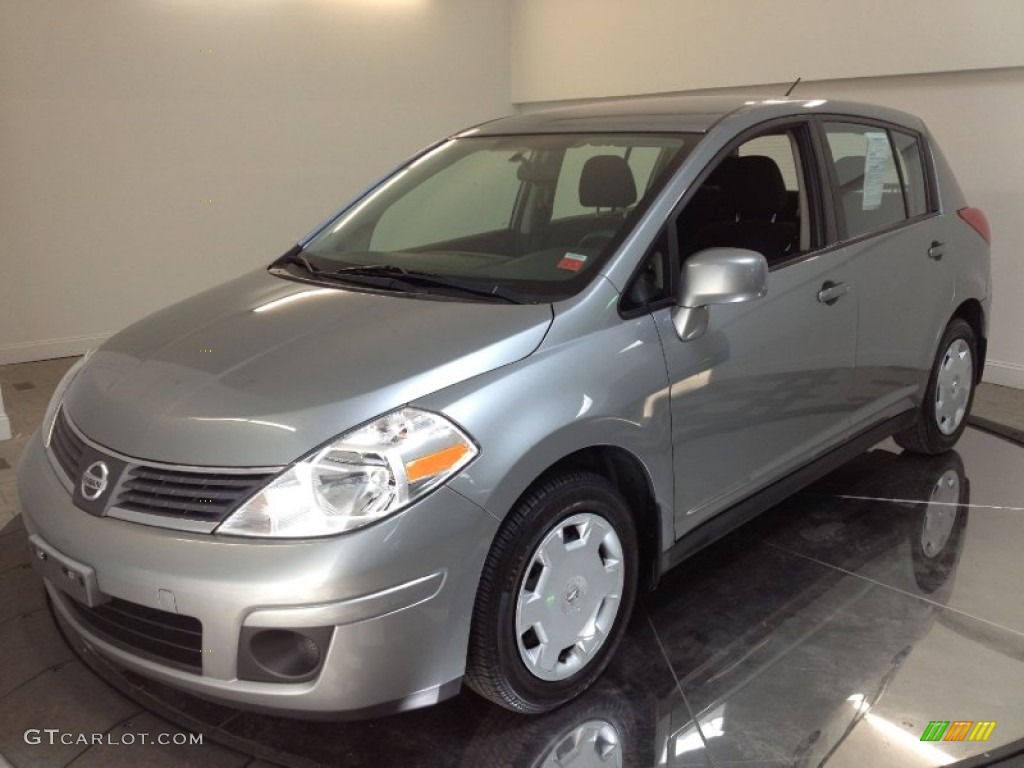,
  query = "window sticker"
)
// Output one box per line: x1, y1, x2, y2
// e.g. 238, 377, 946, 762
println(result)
862, 131, 892, 211
557, 252, 588, 272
